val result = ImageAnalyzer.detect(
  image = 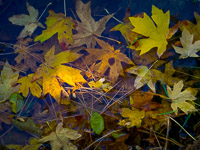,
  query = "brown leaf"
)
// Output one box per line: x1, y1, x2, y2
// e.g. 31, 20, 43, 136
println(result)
85, 38, 134, 81
0, 102, 12, 130
70, 0, 113, 48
